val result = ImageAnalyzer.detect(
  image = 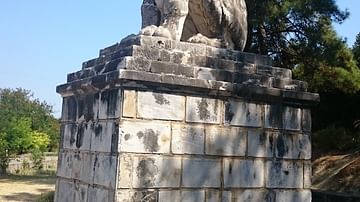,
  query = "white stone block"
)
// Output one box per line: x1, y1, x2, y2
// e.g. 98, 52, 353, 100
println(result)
225, 100, 262, 127
275, 133, 311, 160
181, 190, 205, 202
132, 156, 181, 188
122, 90, 136, 118
304, 161, 312, 189
172, 124, 205, 155
120, 120, 171, 154
137, 91, 185, 121
186, 97, 222, 124
283, 107, 301, 131
266, 160, 303, 188
182, 158, 221, 187
205, 126, 246, 156
247, 130, 274, 158
159, 191, 181, 202
224, 159, 264, 188
118, 154, 133, 188
275, 190, 311, 202
93, 154, 117, 189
